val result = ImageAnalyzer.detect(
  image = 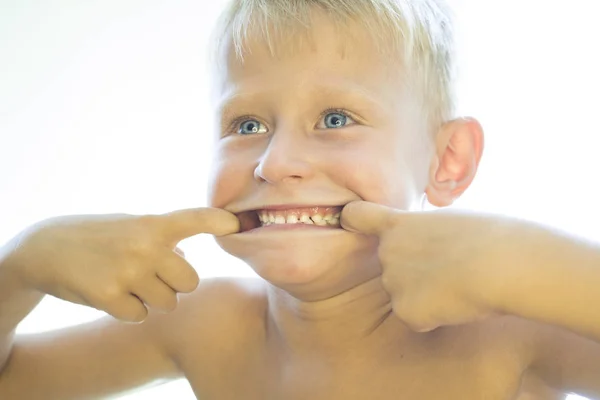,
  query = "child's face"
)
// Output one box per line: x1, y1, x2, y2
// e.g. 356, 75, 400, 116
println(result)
208, 14, 435, 291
